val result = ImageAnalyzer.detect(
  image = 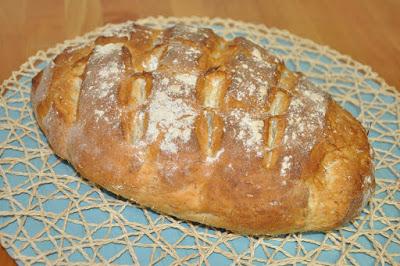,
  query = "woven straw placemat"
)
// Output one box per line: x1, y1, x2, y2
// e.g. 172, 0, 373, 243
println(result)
0, 16, 399, 265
